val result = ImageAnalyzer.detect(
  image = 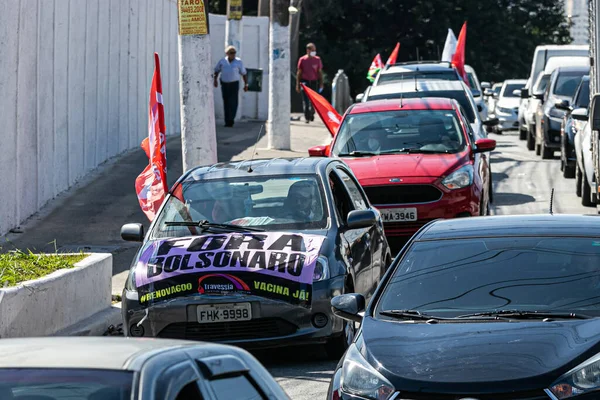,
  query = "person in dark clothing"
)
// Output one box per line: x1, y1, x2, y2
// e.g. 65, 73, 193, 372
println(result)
214, 46, 248, 127
296, 43, 324, 123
